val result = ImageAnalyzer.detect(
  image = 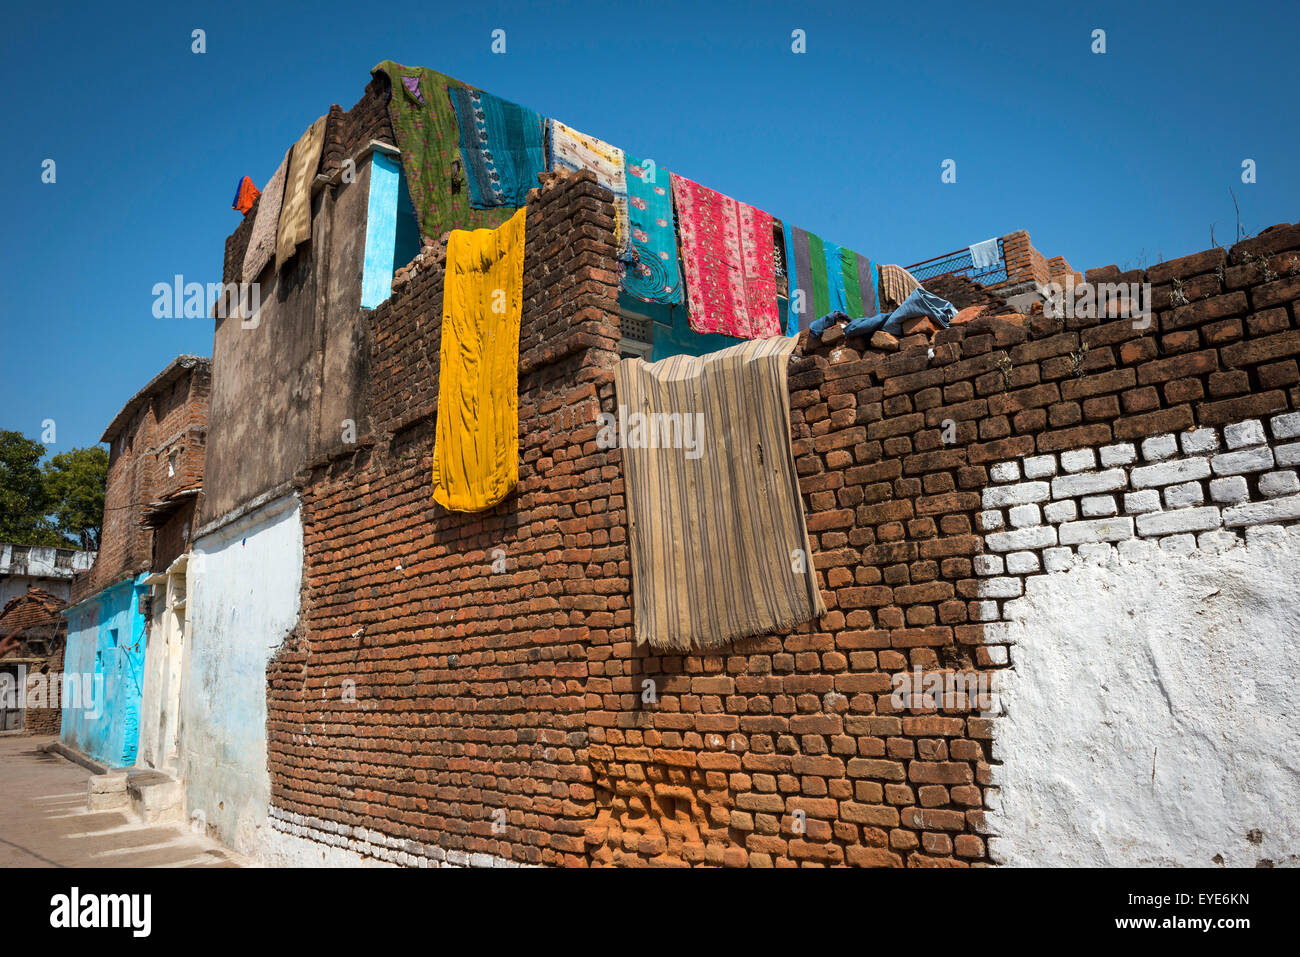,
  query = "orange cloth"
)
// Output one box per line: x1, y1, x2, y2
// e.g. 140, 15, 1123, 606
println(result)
232, 176, 260, 214
431, 208, 528, 512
